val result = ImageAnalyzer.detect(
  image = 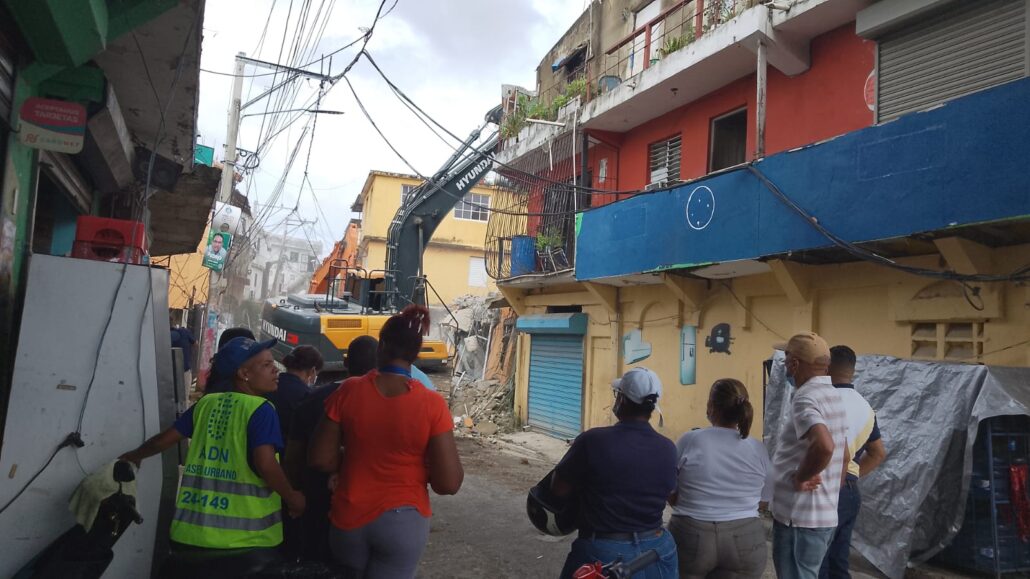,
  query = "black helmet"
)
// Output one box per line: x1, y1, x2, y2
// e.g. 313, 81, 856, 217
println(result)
526, 470, 577, 537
